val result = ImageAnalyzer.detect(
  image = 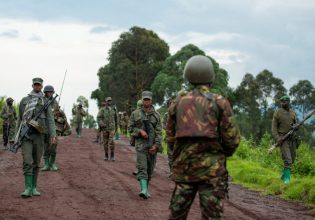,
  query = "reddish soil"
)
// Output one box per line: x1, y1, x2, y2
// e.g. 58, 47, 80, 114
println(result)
0, 129, 314, 220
